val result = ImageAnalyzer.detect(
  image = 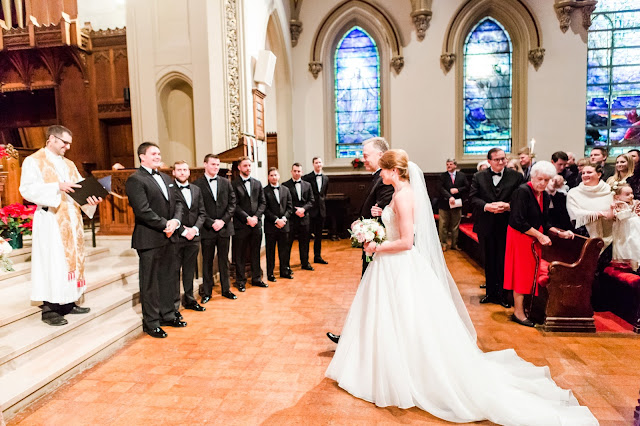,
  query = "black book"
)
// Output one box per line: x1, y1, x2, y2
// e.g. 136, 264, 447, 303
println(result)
69, 176, 109, 205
